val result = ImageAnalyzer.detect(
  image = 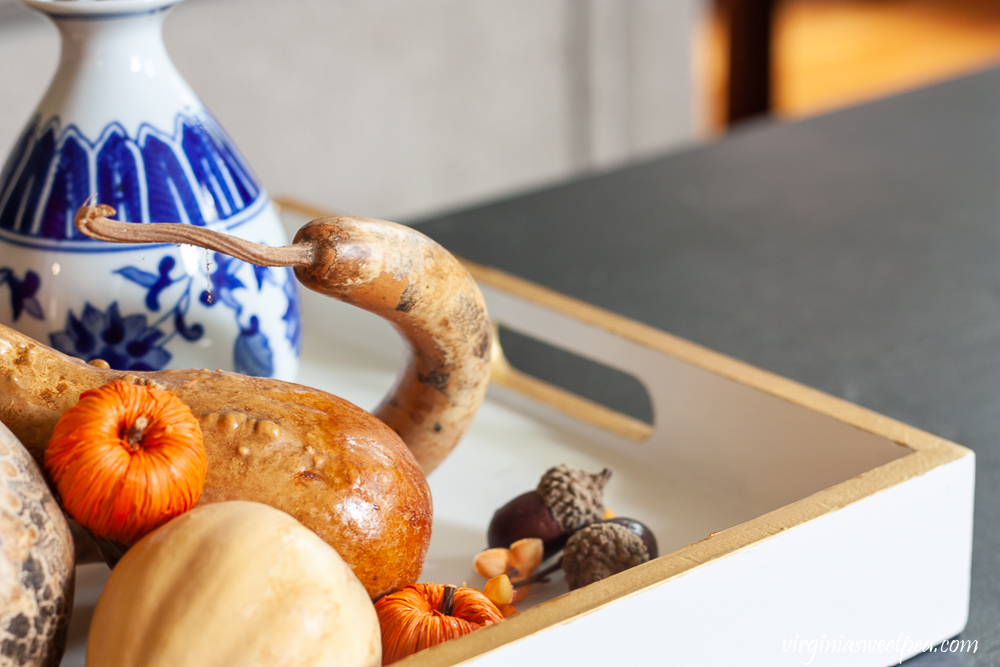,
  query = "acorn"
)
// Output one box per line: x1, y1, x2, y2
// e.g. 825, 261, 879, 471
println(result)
562, 520, 653, 590
488, 465, 612, 559
604, 517, 658, 560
